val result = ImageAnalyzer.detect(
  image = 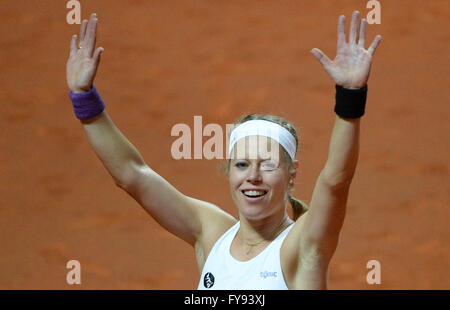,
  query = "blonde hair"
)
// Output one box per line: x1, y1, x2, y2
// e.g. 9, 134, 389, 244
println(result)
222, 113, 308, 220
